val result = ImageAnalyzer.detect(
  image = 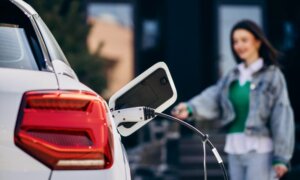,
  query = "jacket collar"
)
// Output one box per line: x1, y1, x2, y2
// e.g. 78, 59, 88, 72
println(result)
236, 58, 264, 85
233, 58, 269, 76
